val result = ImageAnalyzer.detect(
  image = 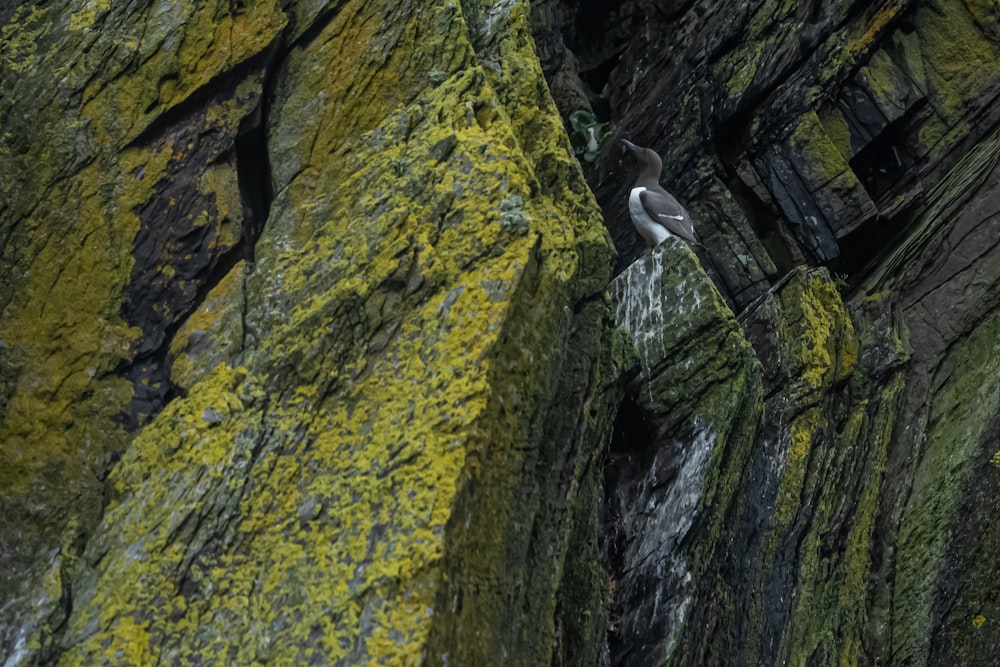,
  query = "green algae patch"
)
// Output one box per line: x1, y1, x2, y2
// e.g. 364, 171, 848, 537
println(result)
932, 429, 1000, 664
776, 407, 822, 524
706, 0, 796, 101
